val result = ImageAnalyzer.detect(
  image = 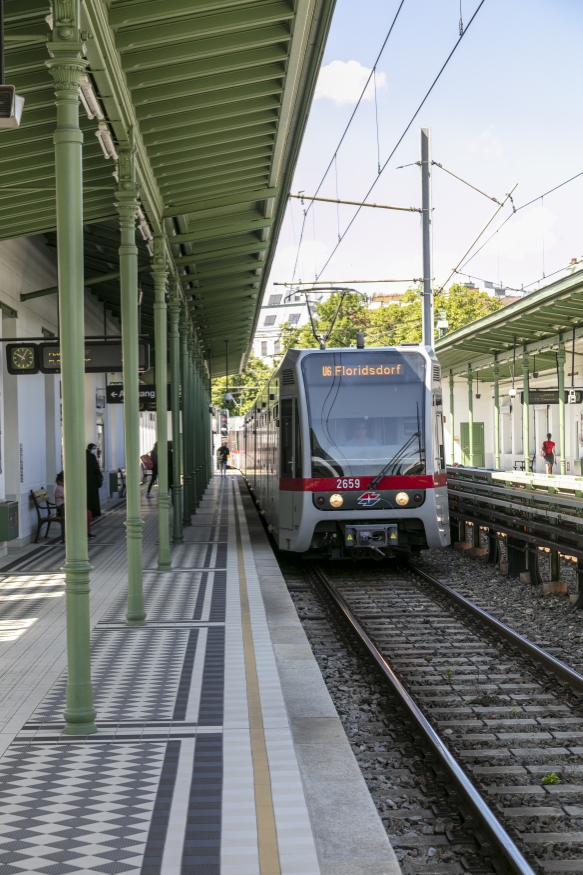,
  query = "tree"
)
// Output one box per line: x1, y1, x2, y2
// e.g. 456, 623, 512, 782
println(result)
281, 292, 371, 350
282, 283, 504, 349
211, 353, 273, 415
